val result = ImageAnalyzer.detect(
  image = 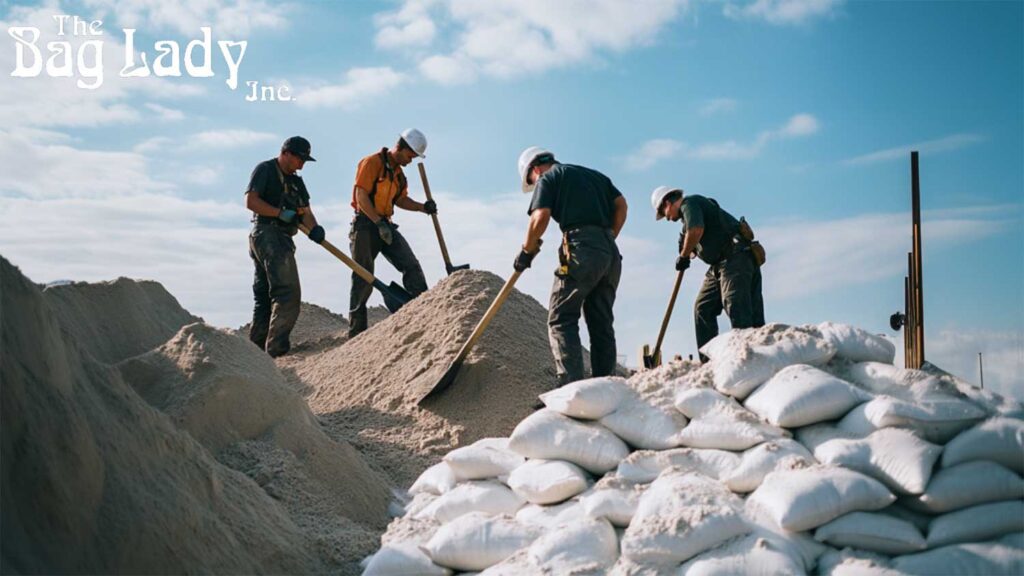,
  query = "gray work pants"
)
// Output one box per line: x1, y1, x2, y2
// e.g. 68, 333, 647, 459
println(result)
249, 222, 301, 357
548, 227, 621, 385
348, 214, 427, 337
694, 249, 765, 362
